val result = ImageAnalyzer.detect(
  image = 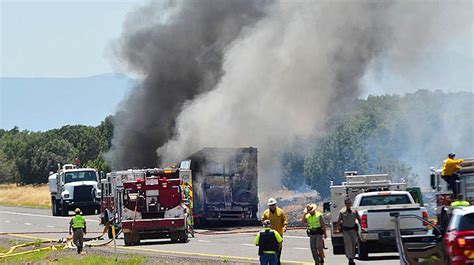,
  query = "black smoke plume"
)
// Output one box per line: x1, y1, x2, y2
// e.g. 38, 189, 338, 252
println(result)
107, 1, 269, 169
